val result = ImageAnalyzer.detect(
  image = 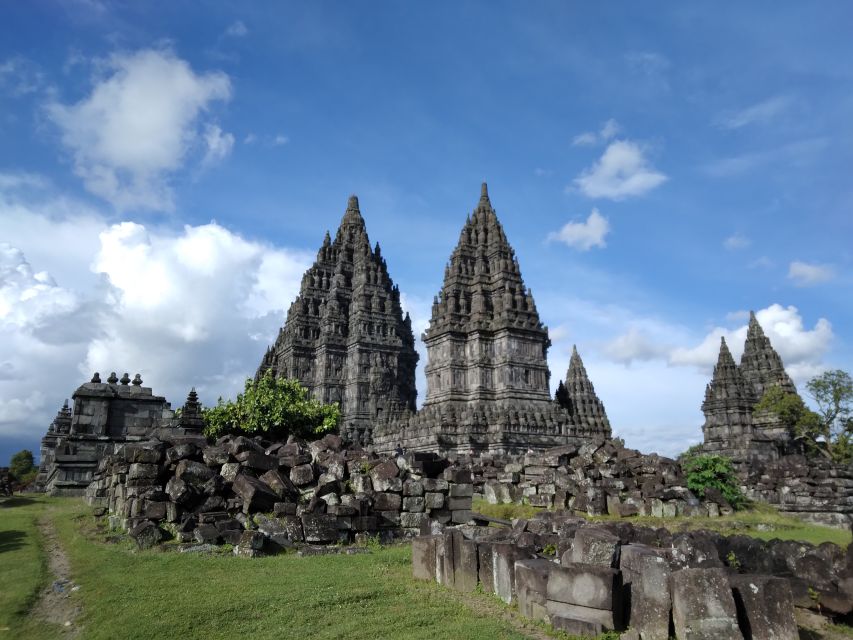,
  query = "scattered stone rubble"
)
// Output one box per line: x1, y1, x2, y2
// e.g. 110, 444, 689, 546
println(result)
414, 512, 853, 638
467, 438, 732, 519
84, 433, 474, 555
